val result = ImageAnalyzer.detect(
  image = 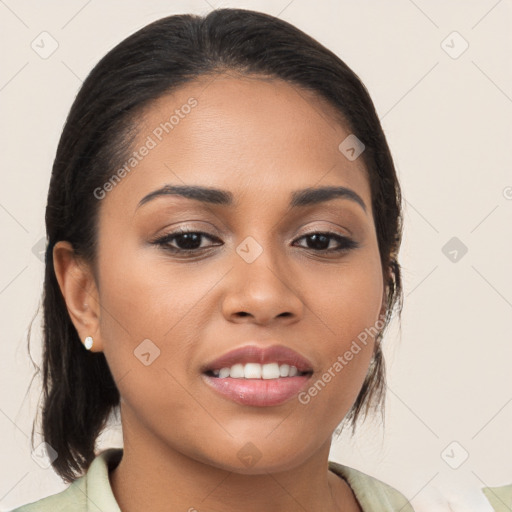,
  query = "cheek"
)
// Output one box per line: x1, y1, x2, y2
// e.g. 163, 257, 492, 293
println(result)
95, 246, 213, 432
304, 249, 384, 341
296, 253, 384, 411
97, 234, 221, 337
95, 239, 232, 385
